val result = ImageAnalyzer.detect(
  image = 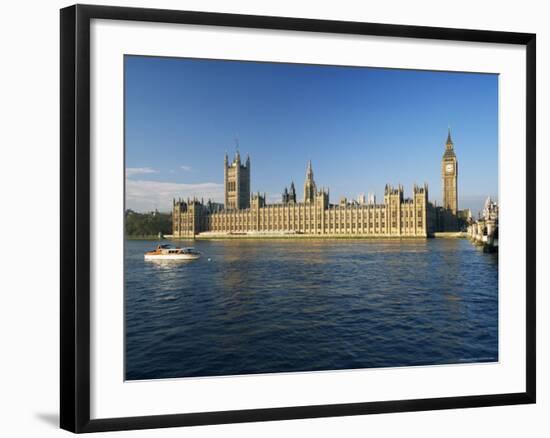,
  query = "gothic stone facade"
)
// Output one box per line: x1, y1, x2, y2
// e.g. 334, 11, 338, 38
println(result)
173, 152, 431, 238
224, 150, 250, 210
